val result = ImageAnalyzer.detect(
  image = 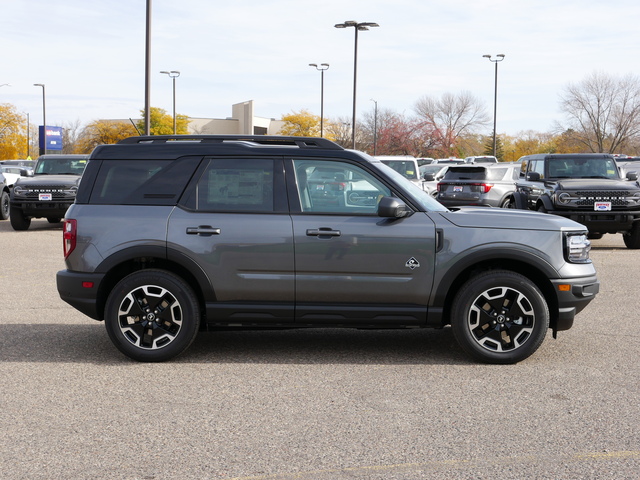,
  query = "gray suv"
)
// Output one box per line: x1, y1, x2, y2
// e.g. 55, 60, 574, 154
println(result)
436, 163, 521, 208
56, 136, 599, 364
